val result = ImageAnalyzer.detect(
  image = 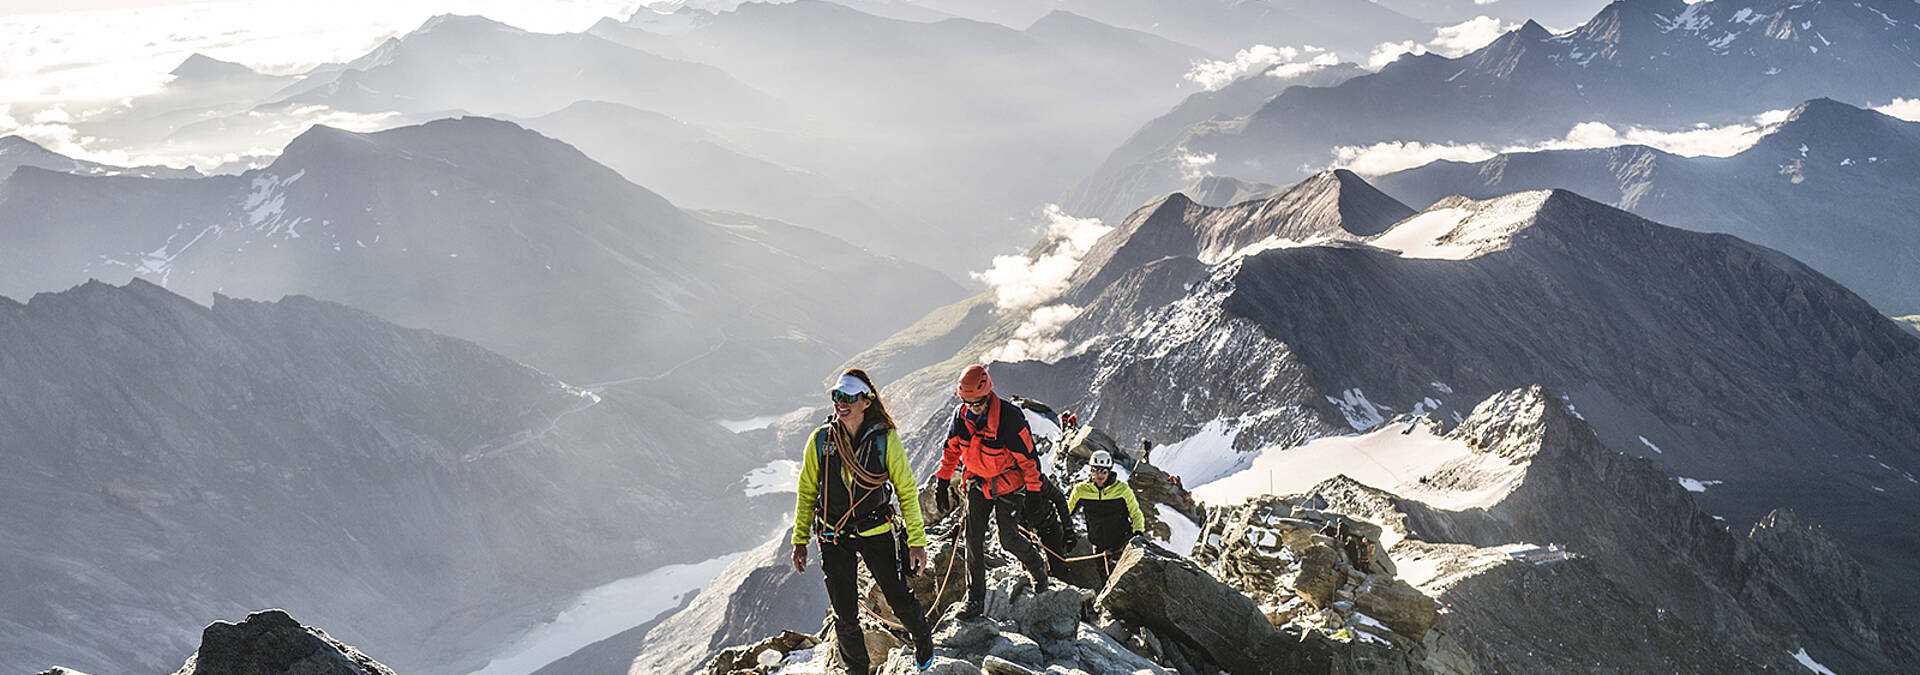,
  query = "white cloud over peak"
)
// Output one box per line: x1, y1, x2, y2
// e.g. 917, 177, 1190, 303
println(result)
1185, 44, 1335, 91
1875, 98, 1920, 123
1329, 109, 1796, 176
973, 204, 1112, 314
1368, 16, 1519, 70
